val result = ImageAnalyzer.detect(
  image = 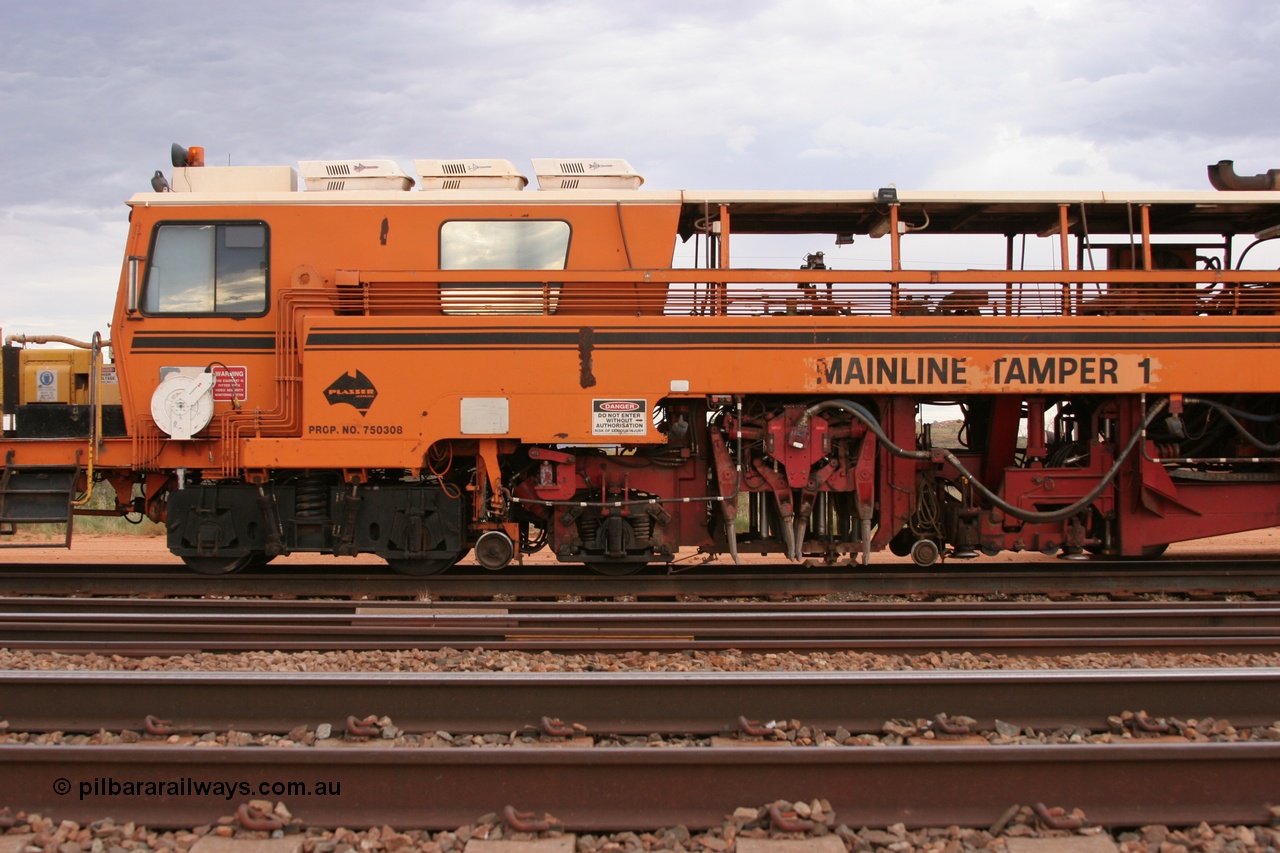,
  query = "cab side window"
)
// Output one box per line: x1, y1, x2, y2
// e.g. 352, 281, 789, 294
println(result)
438, 220, 570, 314
143, 223, 268, 315
440, 220, 570, 270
